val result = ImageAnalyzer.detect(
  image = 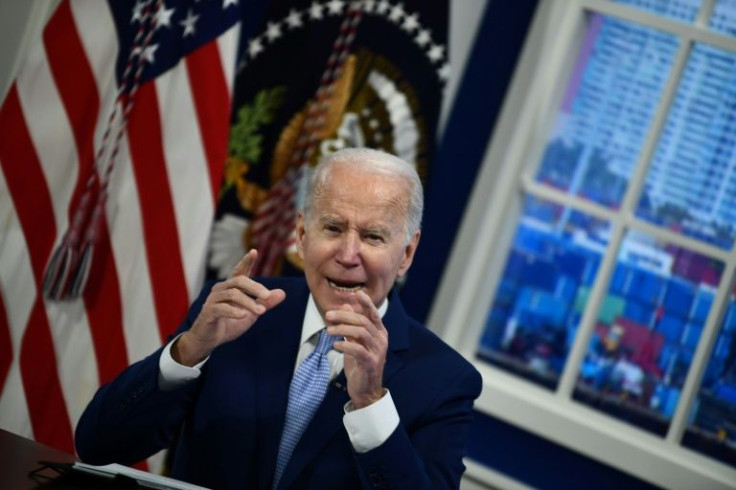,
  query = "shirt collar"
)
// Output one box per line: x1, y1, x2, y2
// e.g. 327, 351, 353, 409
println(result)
301, 294, 390, 345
